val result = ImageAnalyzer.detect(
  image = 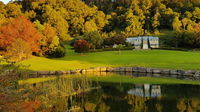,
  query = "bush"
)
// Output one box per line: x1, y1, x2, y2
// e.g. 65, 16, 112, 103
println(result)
103, 33, 126, 46
175, 31, 200, 48
74, 40, 90, 53
89, 46, 134, 52
70, 38, 78, 46
82, 31, 103, 49
48, 46, 66, 58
